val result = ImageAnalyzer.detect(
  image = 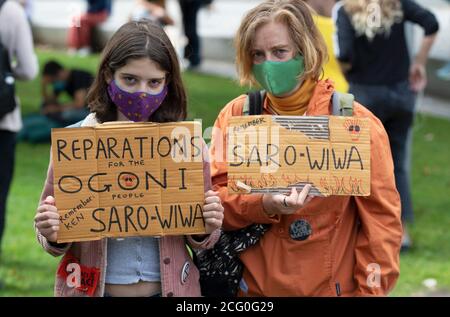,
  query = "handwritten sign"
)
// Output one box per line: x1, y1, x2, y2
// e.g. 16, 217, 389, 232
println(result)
227, 115, 371, 196
51, 121, 206, 243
